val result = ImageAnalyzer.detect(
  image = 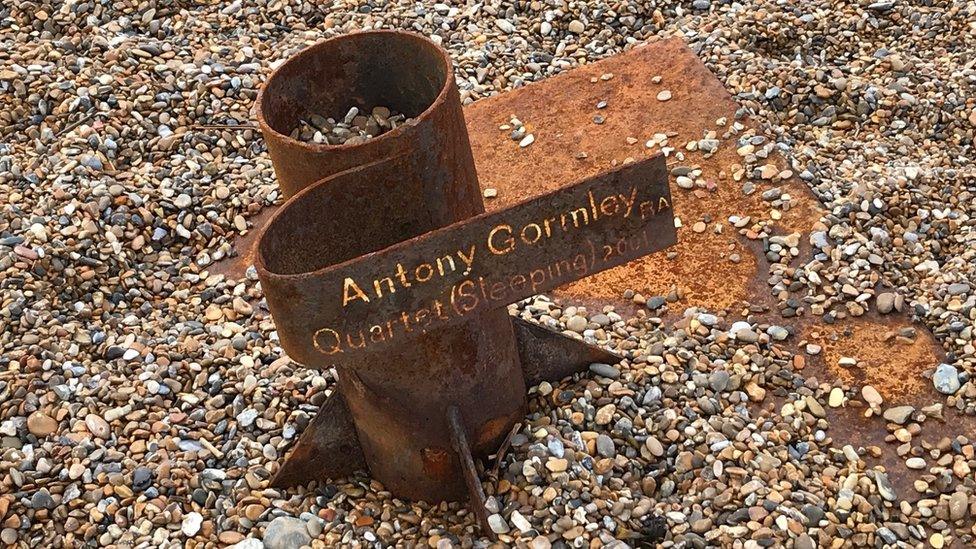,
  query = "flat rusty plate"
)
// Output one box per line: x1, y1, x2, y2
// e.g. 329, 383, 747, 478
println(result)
464, 37, 821, 313
460, 39, 974, 494
256, 154, 673, 363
